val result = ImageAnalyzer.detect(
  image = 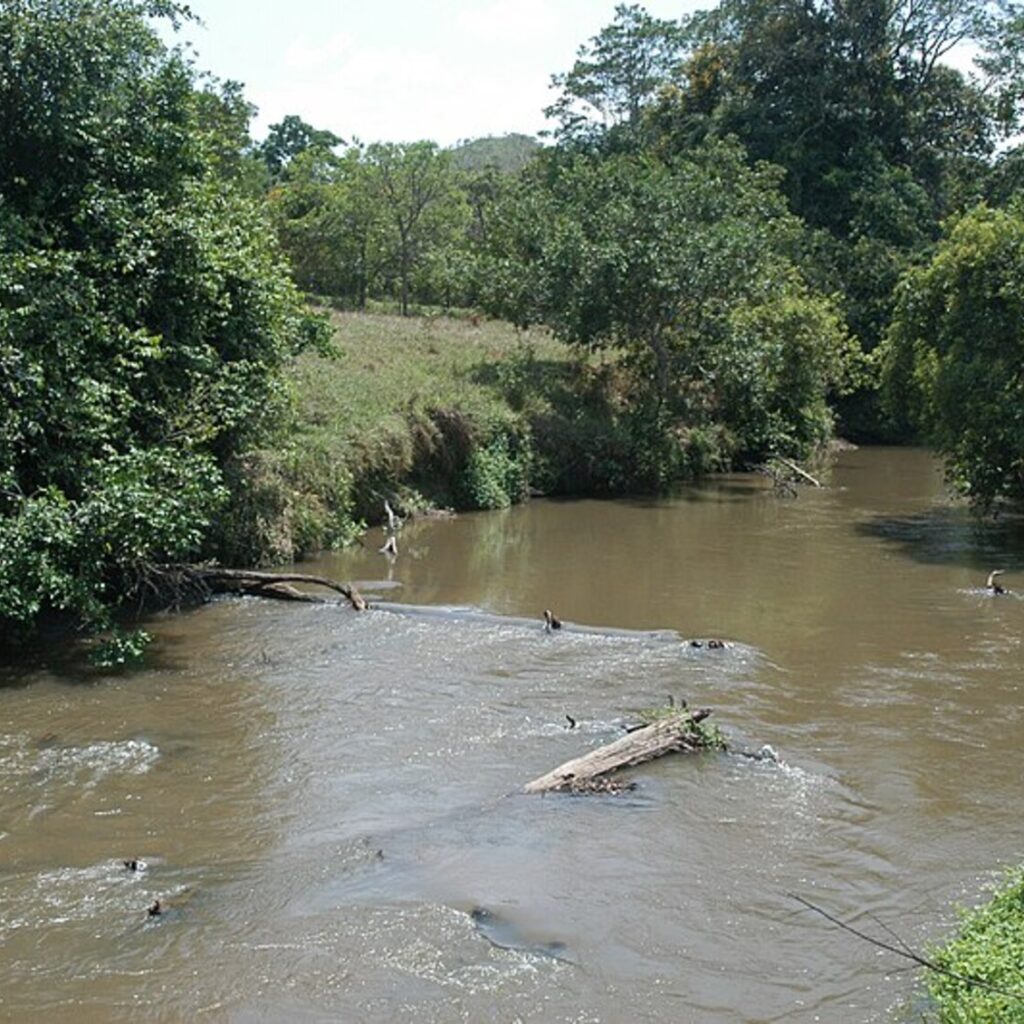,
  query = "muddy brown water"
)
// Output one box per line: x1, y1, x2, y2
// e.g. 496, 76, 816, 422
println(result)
2, 447, 1023, 1022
